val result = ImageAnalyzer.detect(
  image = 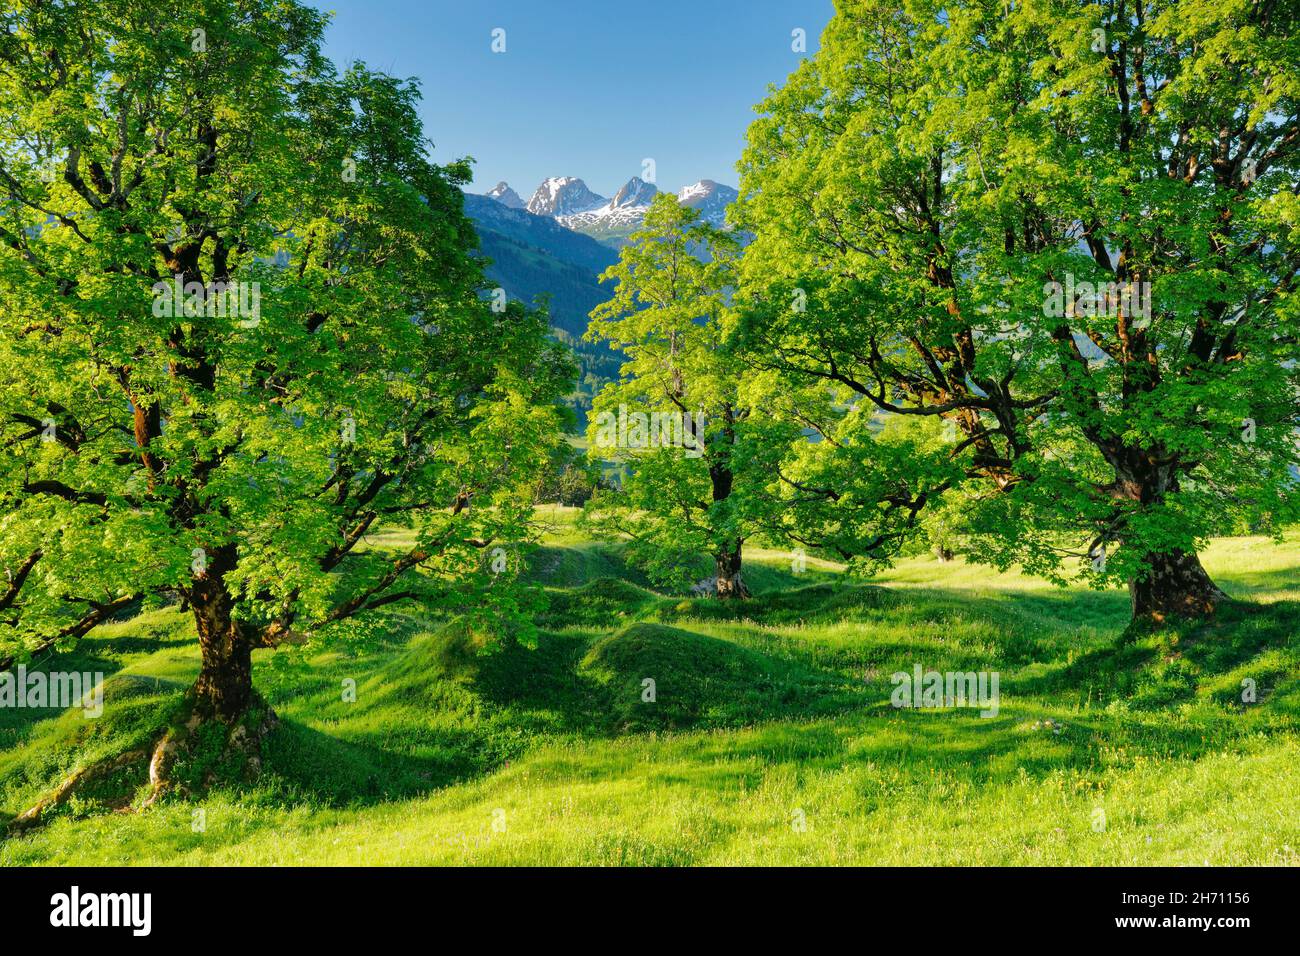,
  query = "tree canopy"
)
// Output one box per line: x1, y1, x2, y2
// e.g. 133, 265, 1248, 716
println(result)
0, 0, 570, 720
735, 0, 1300, 619
583, 194, 765, 597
